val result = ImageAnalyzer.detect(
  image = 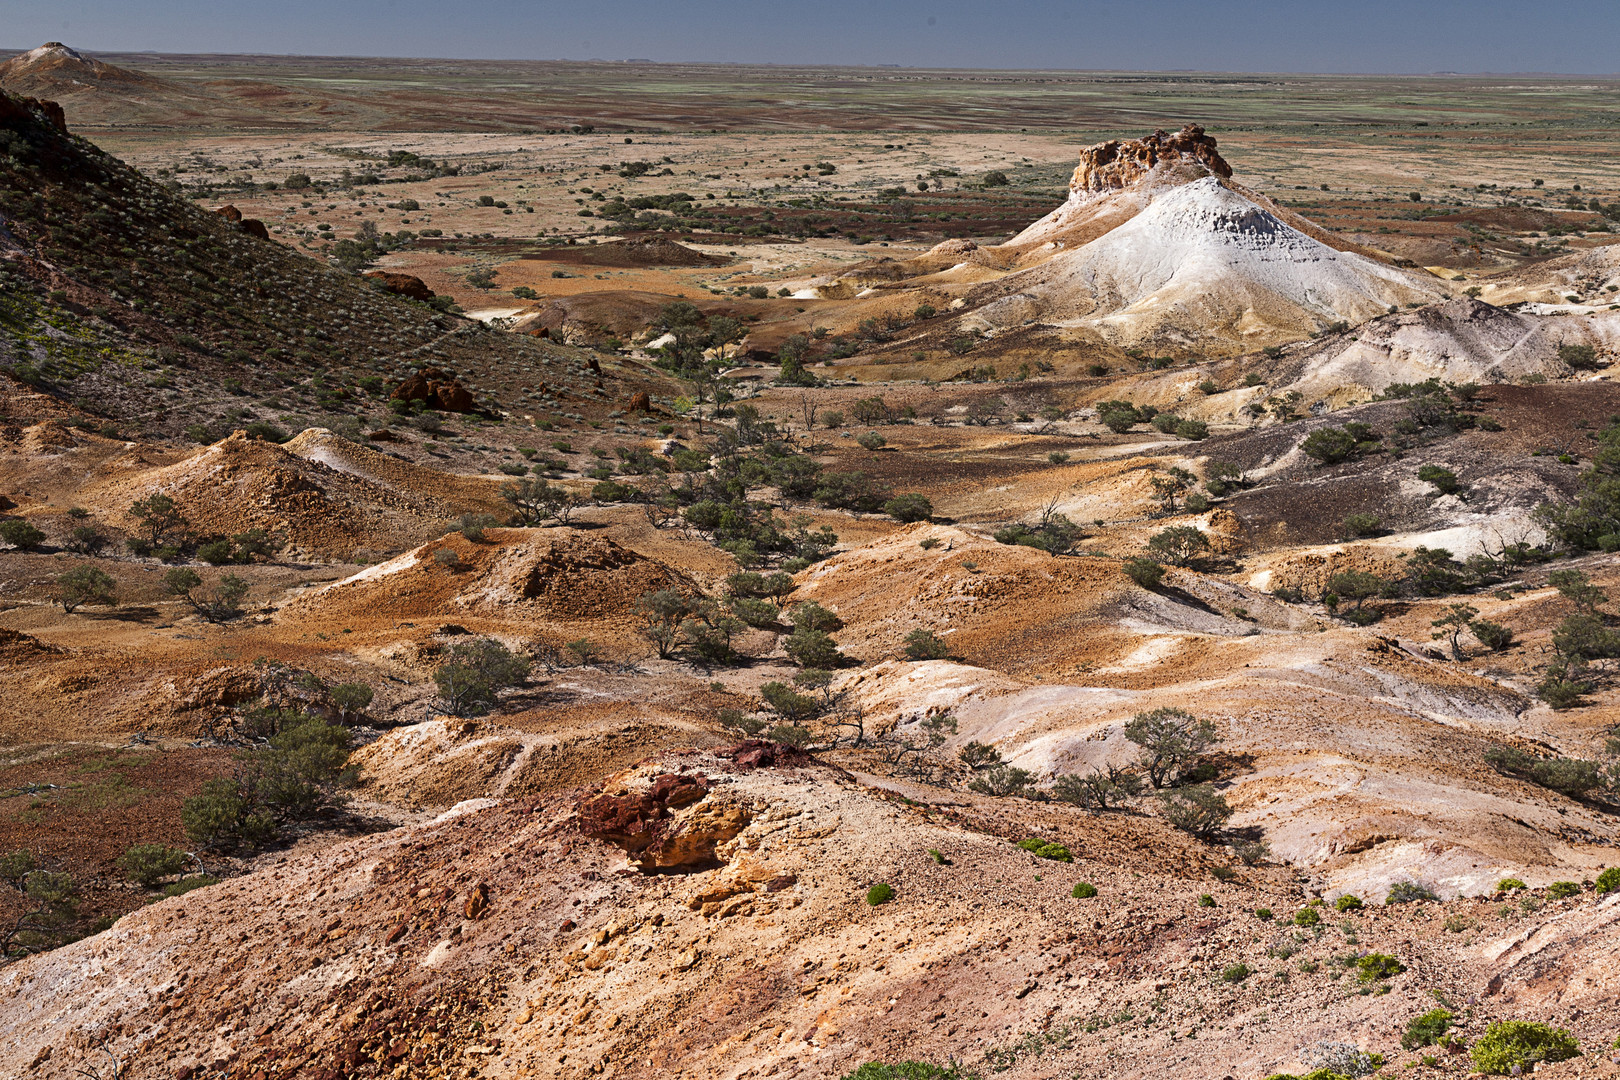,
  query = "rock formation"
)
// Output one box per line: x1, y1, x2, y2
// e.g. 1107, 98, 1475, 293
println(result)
364, 270, 435, 302
391, 366, 474, 412
1069, 123, 1232, 196
213, 203, 269, 240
